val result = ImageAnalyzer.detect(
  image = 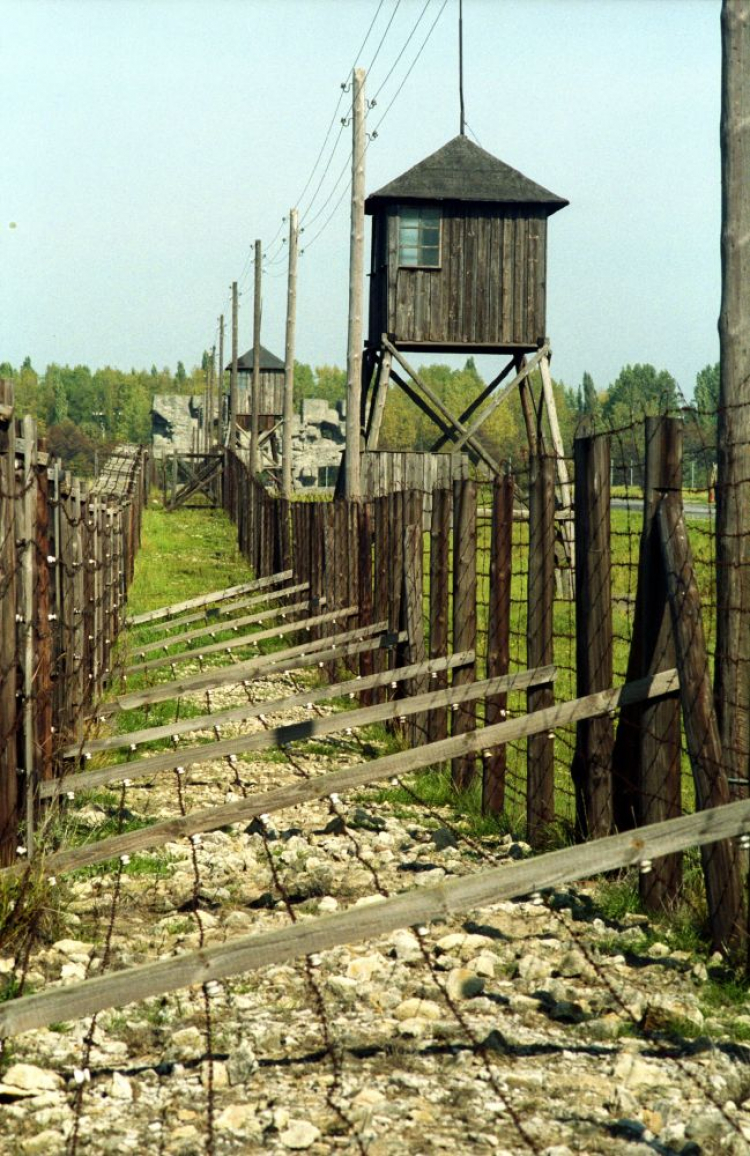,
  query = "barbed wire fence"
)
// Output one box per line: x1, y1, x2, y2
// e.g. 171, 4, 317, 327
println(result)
1, 389, 750, 1153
